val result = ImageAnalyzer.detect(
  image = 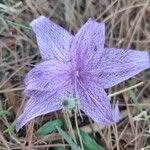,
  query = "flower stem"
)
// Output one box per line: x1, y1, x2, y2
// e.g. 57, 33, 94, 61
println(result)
63, 109, 77, 145
74, 109, 84, 150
